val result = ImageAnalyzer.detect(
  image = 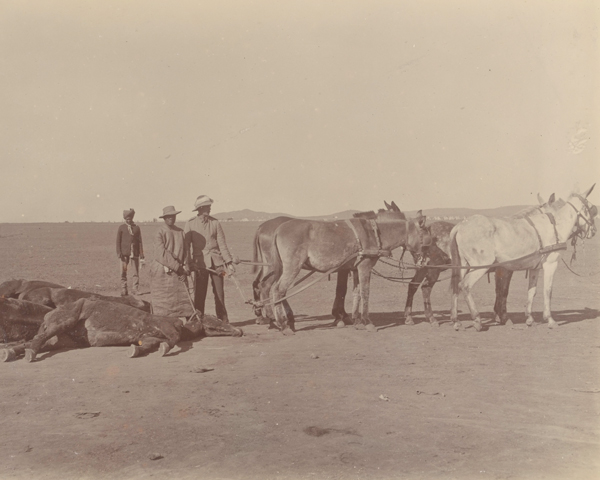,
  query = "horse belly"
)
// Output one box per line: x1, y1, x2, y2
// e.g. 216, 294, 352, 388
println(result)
84, 313, 147, 347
